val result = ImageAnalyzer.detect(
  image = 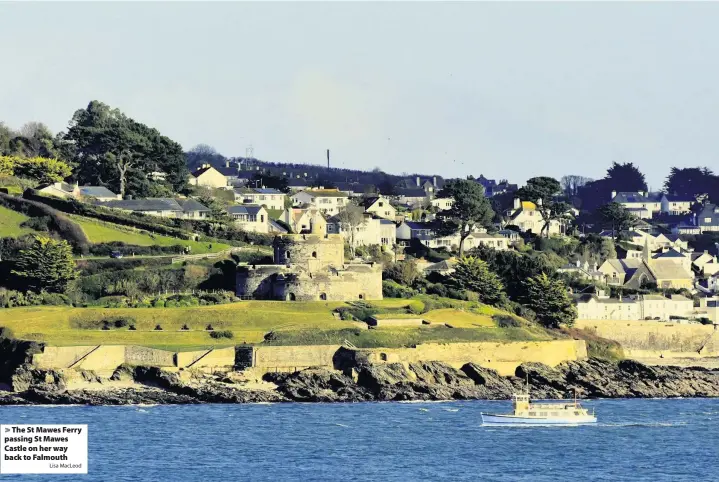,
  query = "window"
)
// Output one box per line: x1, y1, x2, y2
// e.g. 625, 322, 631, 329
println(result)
706, 217, 712, 223
286, 251, 291, 259
378, 202, 384, 207
359, 294, 364, 300
312, 251, 317, 258
319, 293, 327, 300
260, 215, 265, 222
